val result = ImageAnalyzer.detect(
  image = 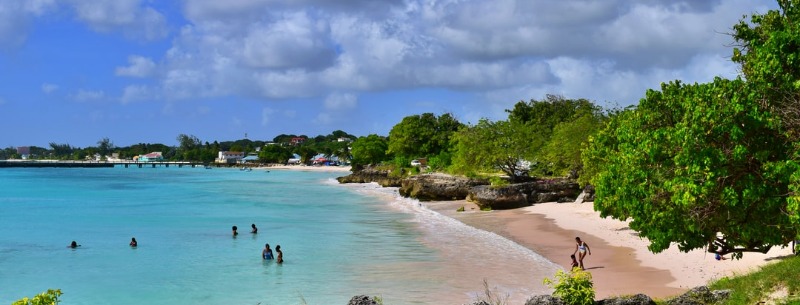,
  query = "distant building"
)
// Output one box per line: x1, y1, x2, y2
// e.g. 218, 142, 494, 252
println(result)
217, 151, 245, 164
337, 137, 352, 142
290, 137, 306, 146
17, 146, 30, 159
138, 152, 164, 162
241, 155, 260, 164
